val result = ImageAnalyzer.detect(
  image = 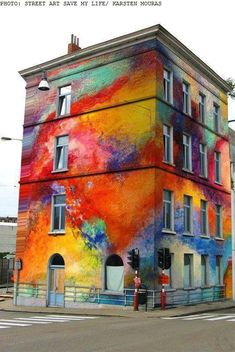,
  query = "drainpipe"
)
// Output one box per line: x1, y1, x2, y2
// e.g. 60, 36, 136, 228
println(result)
231, 162, 235, 301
